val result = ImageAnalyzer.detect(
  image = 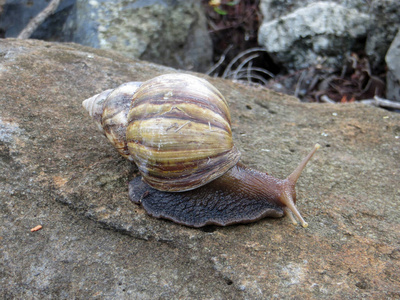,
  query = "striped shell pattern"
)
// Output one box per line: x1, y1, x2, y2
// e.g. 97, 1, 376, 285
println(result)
83, 73, 241, 192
